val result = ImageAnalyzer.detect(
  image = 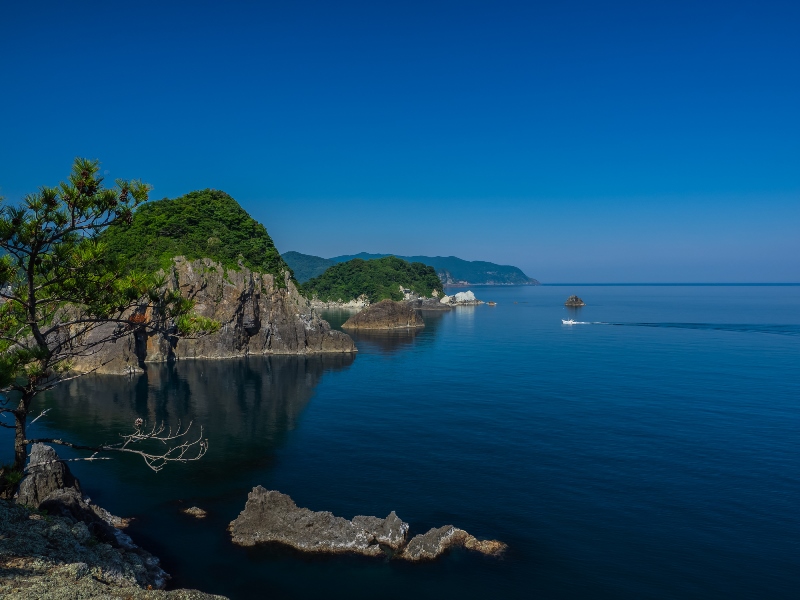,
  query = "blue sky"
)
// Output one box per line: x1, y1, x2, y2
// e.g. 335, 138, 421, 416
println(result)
1, 0, 798, 282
